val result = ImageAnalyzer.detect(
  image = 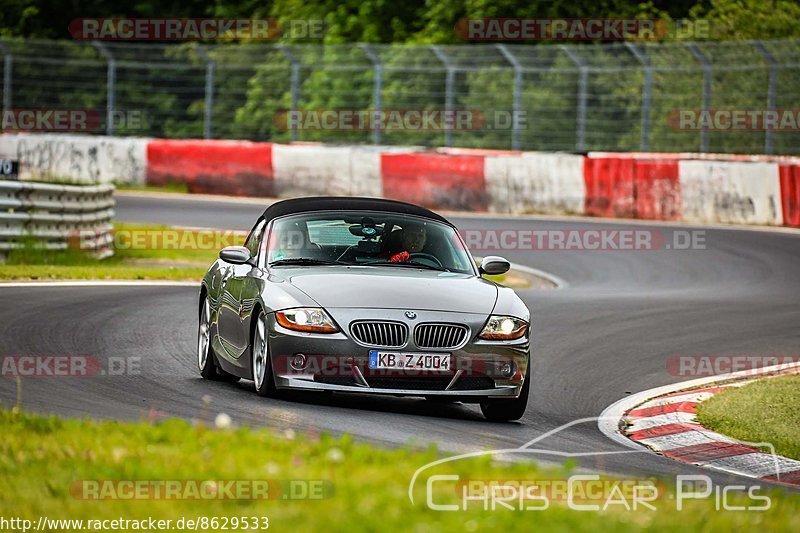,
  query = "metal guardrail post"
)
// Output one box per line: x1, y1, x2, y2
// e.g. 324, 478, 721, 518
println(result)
686, 43, 712, 153
430, 45, 455, 147
277, 45, 301, 143
92, 42, 116, 136
496, 44, 523, 151
0, 42, 11, 119
360, 44, 383, 145
559, 45, 588, 152
194, 45, 215, 139
625, 42, 653, 152
751, 41, 778, 155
